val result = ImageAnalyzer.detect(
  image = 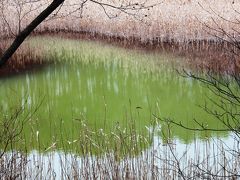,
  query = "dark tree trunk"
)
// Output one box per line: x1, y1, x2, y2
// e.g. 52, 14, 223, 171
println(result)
0, 0, 65, 67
